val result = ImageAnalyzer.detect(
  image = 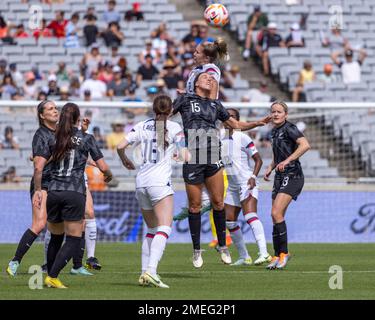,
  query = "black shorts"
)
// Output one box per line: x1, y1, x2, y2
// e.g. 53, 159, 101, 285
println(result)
47, 190, 86, 223
183, 161, 224, 185
272, 174, 304, 201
